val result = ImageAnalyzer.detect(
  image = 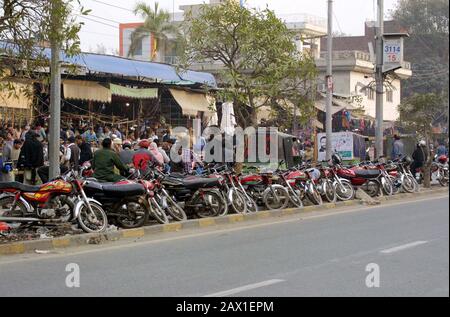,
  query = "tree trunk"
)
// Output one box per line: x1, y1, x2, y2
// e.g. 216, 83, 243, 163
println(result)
423, 133, 433, 188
